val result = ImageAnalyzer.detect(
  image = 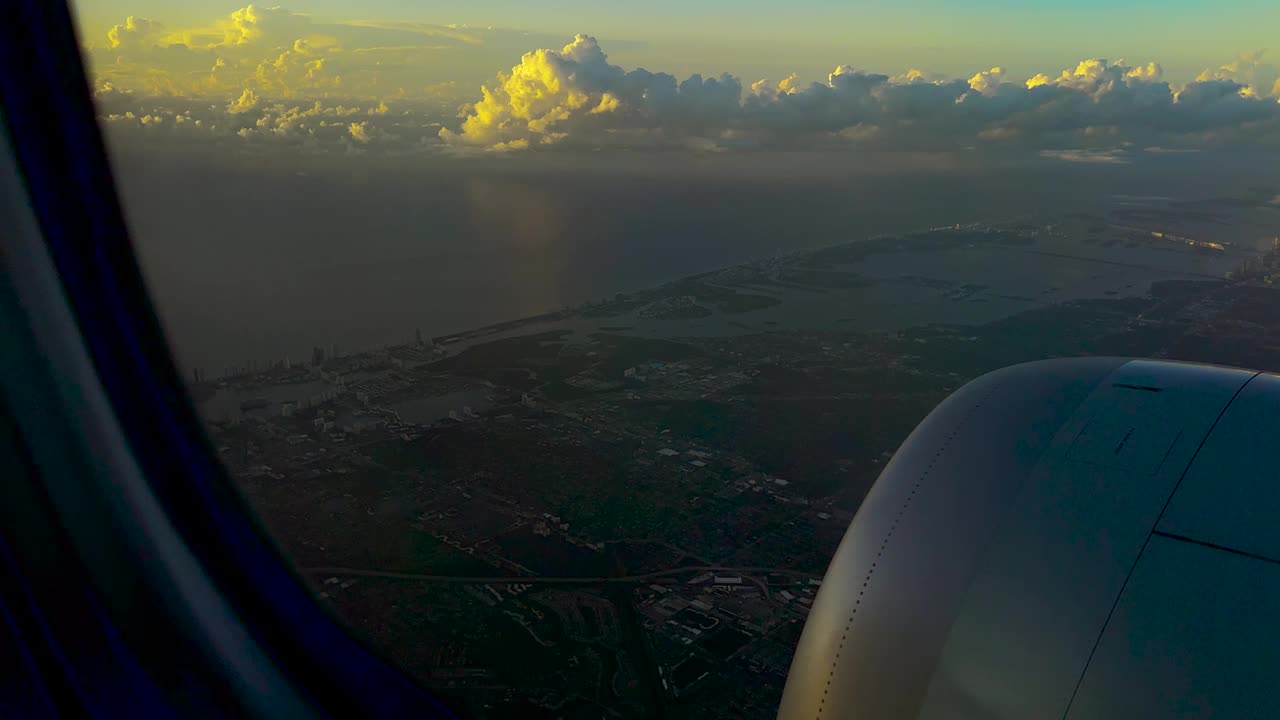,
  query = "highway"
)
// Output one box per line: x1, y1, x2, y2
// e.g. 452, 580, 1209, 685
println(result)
301, 564, 821, 585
